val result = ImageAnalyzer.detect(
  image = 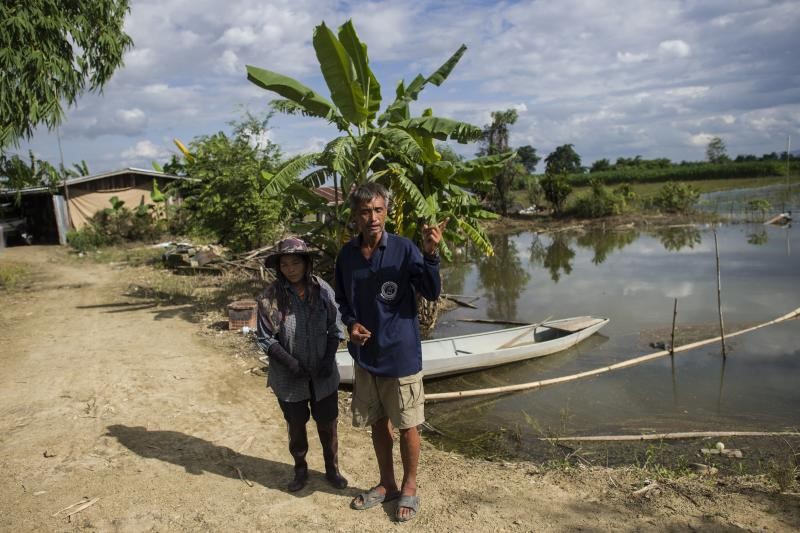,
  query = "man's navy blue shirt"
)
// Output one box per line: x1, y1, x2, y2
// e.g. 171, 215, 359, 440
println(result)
335, 231, 441, 378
